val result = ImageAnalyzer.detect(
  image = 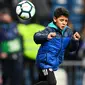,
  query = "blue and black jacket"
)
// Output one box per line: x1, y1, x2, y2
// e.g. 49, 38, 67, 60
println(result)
34, 22, 79, 71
